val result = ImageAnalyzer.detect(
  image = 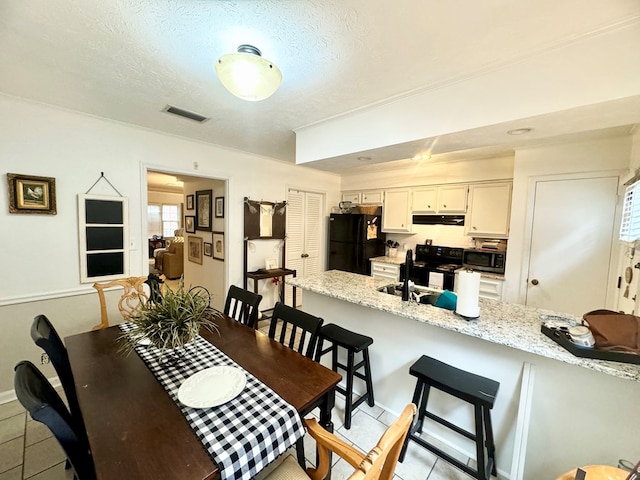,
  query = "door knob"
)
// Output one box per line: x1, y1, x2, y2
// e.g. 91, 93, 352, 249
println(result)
531, 279, 539, 285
